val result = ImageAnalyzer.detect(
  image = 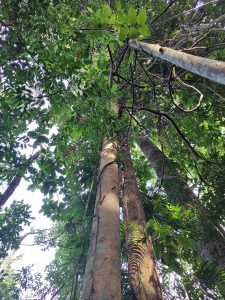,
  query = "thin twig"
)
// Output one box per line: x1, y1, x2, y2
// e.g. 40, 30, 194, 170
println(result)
135, 52, 156, 103
169, 66, 203, 112
114, 45, 129, 74
113, 73, 145, 88
166, 0, 219, 22
123, 105, 218, 164
107, 44, 114, 88
149, 0, 177, 25
83, 163, 98, 220
124, 106, 148, 132
157, 117, 165, 189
